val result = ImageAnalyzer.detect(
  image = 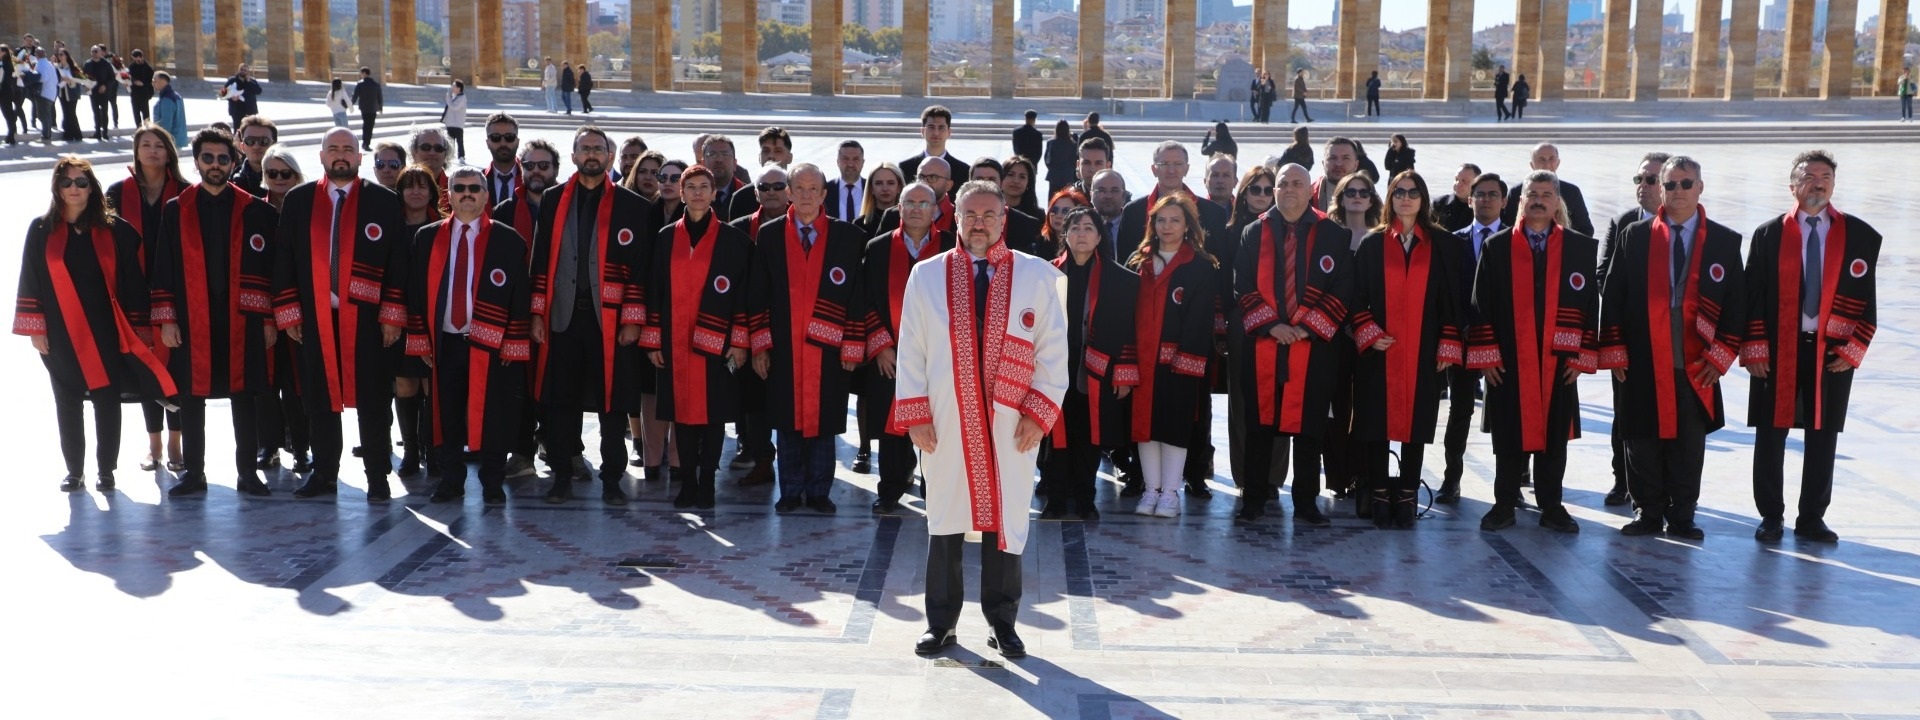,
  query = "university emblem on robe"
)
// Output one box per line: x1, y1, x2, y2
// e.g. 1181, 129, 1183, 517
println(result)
1021, 309, 1035, 330
249, 234, 266, 252
1850, 259, 1869, 278
365, 223, 382, 241
617, 228, 634, 246
714, 275, 731, 293
1568, 271, 1585, 291
1708, 263, 1725, 283
1319, 255, 1335, 274
1171, 286, 1185, 305
490, 268, 508, 287
829, 267, 847, 285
